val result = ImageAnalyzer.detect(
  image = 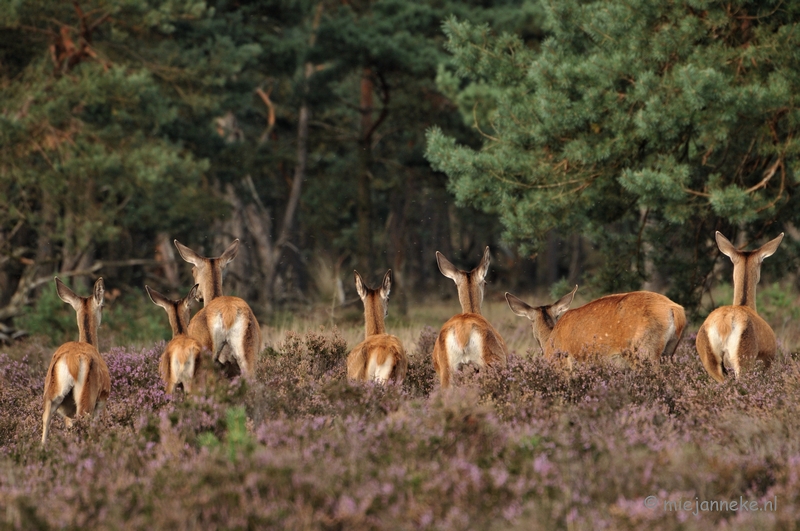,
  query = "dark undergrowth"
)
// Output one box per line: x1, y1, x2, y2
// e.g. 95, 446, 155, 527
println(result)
1, 328, 800, 530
